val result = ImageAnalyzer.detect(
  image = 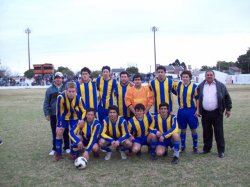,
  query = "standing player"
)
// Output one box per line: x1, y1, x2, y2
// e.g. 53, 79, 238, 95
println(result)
150, 103, 180, 164
76, 67, 98, 112
69, 108, 100, 161
115, 71, 133, 120
149, 65, 174, 114
128, 103, 158, 159
125, 74, 154, 115
55, 82, 86, 161
99, 105, 131, 160
96, 66, 117, 122
43, 72, 70, 156
172, 70, 199, 153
